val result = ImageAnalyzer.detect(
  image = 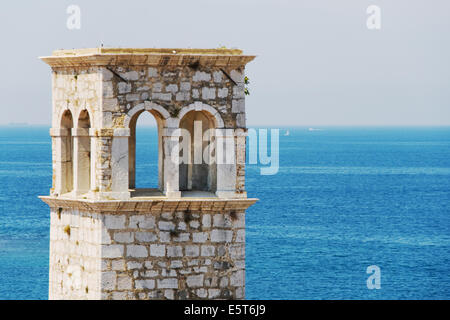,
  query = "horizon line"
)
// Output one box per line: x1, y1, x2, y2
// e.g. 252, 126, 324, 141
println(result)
2, 124, 450, 128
